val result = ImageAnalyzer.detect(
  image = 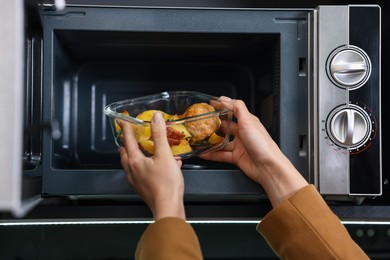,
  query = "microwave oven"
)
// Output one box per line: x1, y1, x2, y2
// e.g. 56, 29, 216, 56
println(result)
0, 1, 383, 218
